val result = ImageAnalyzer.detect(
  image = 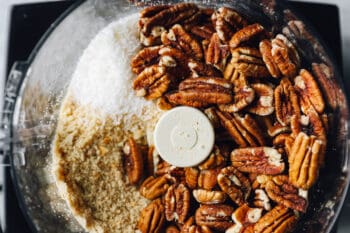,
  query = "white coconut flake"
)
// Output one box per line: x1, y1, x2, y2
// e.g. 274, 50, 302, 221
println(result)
69, 13, 158, 123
